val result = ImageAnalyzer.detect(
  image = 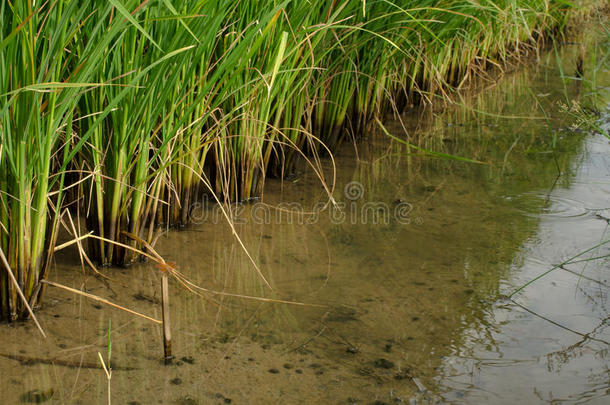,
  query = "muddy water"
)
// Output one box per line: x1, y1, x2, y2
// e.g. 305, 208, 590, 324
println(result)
2, 41, 609, 405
